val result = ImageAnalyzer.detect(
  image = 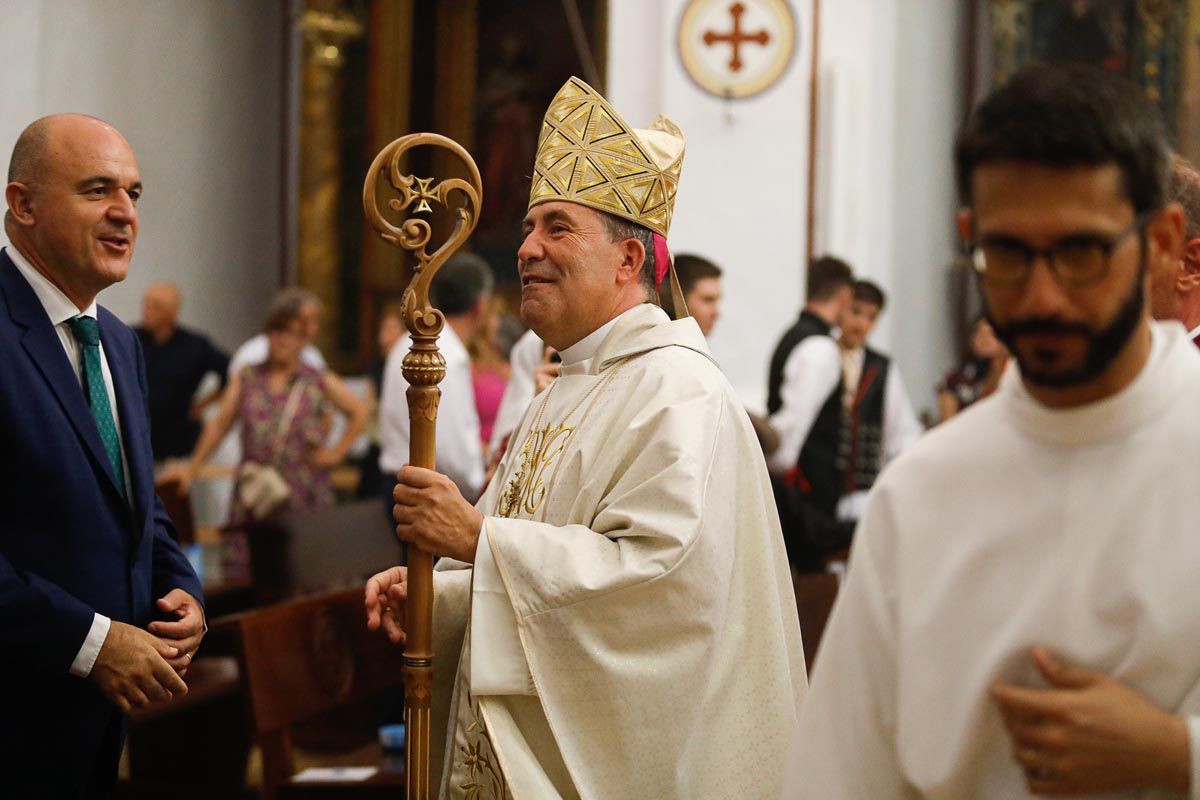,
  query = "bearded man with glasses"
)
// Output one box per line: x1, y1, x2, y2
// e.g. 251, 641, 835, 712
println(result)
785, 64, 1200, 798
